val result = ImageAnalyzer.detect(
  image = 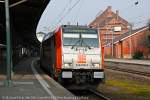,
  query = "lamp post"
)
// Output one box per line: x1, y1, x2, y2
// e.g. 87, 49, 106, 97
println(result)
127, 24, 132, 59
111, 27, 114, 58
